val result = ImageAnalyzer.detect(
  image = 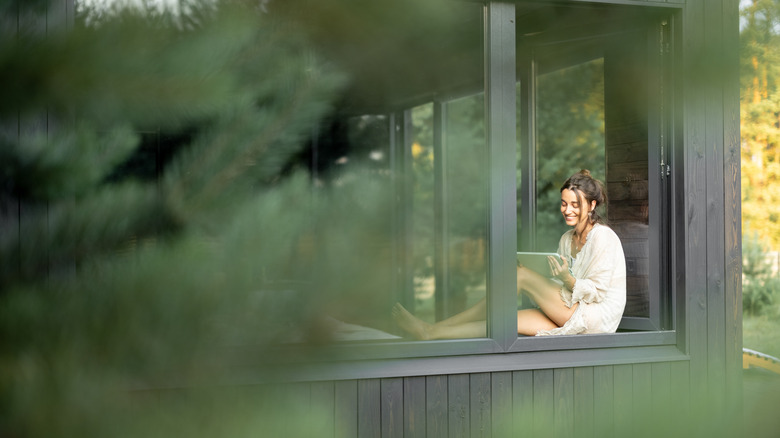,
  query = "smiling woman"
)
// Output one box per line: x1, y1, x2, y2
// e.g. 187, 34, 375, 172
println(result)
393, 170, 627, 338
